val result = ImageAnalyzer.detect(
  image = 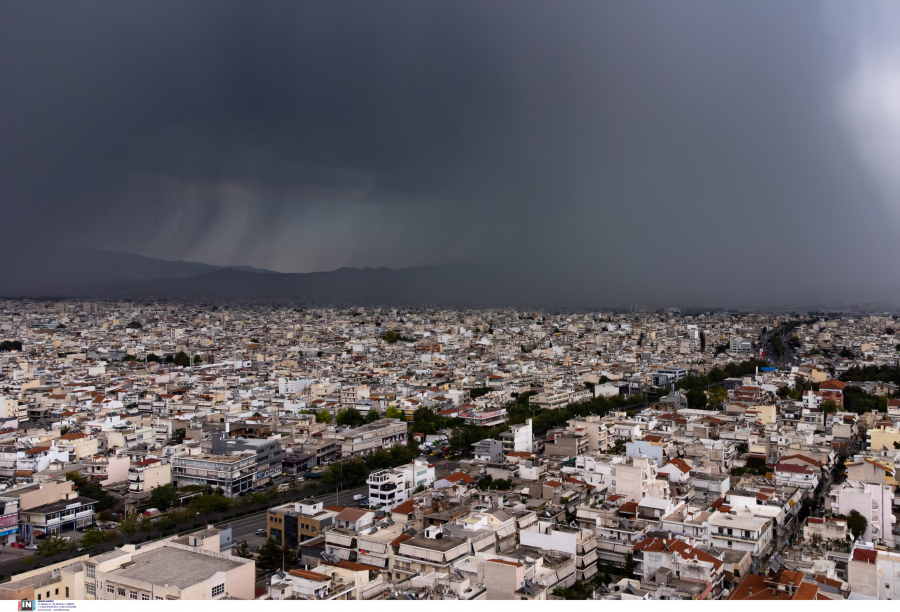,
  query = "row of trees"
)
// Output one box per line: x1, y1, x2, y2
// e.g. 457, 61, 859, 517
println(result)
314, 405, 403, 425
0, 340, 23, 352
